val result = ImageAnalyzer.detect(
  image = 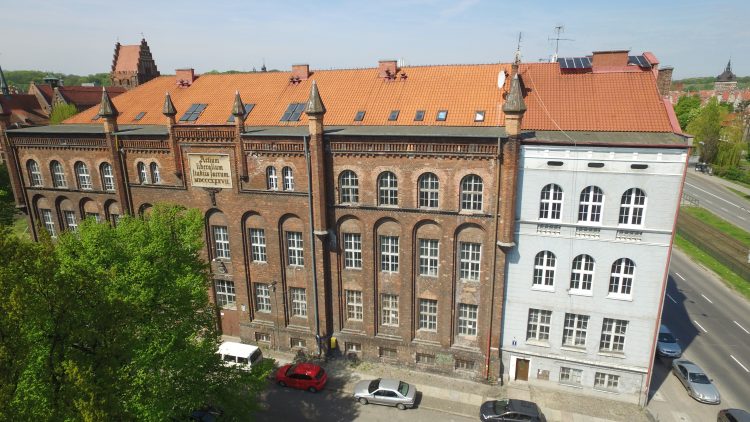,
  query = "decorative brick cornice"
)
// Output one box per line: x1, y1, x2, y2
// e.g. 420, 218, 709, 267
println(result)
173, 127, 235, 142
9, 137, 107, 148
329, 141, 497, 158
